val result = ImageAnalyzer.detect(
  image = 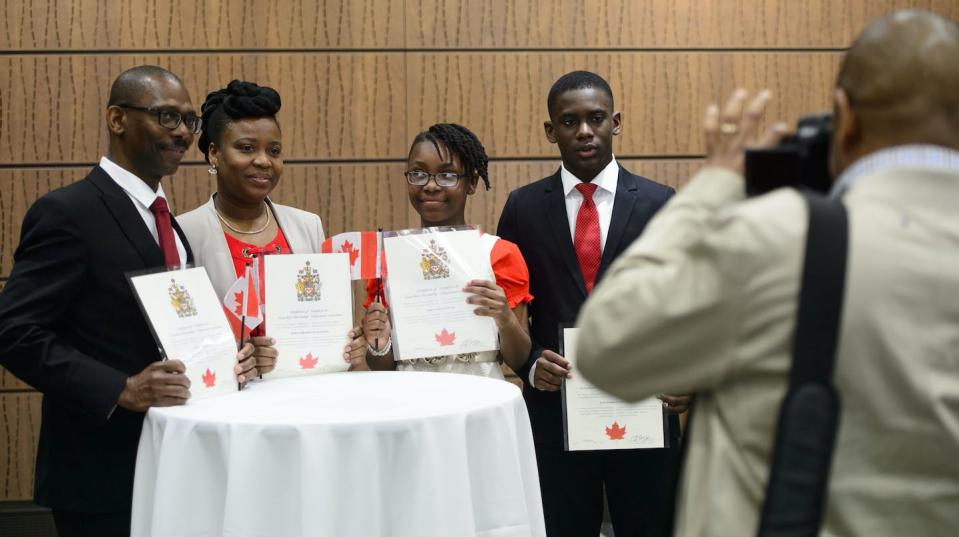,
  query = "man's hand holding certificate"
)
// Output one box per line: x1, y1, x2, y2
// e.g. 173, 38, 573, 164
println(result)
128, 267, 240, 401
561, 327, 666, 450
383, 228, 499, 360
